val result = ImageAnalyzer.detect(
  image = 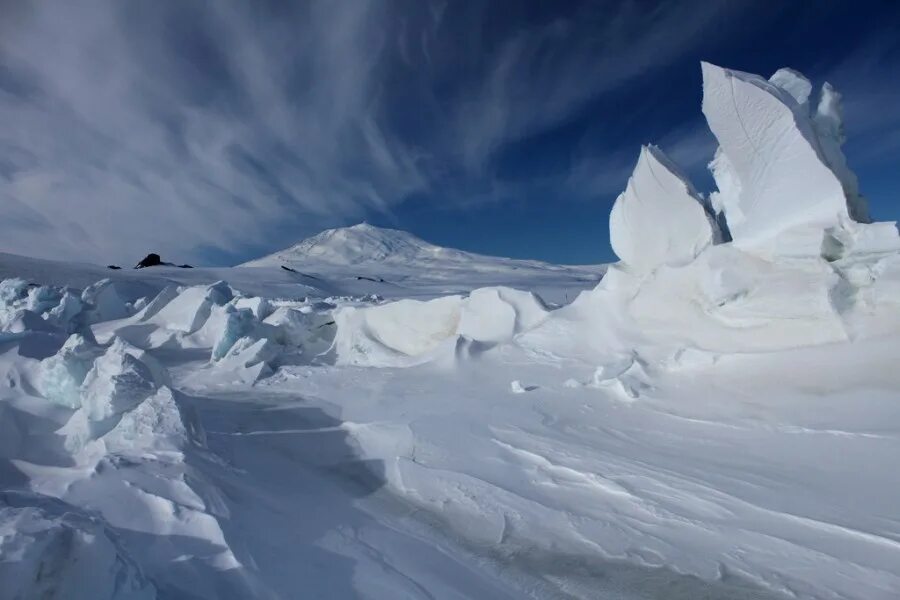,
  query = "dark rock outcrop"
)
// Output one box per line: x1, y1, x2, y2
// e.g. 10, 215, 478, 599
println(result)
135, 253, 164, 269
134, 253, 193, 269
